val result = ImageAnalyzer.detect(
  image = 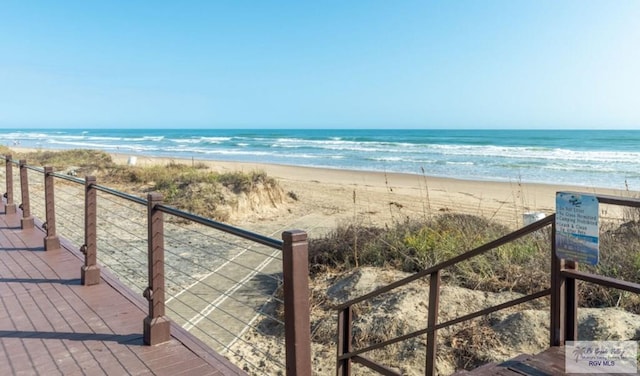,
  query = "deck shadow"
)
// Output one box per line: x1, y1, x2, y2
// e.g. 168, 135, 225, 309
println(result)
0, 246, 46, 252
0, 330, 144, 345
0, 277, 80, 285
